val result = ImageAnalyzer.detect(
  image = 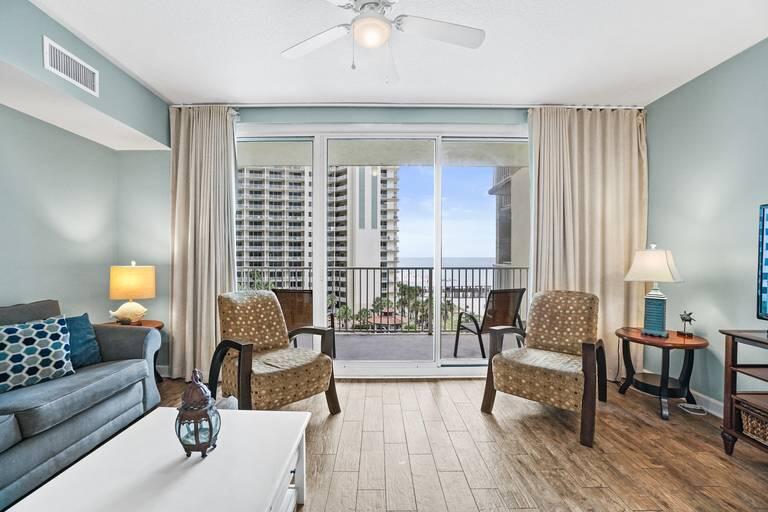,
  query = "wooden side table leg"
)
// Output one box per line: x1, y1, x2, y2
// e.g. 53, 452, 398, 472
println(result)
721, 431, 737, 456
679, 349, 695, 404
722, 335, 738, 454
618, 338, 634, 394
659, 348, 671, 420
